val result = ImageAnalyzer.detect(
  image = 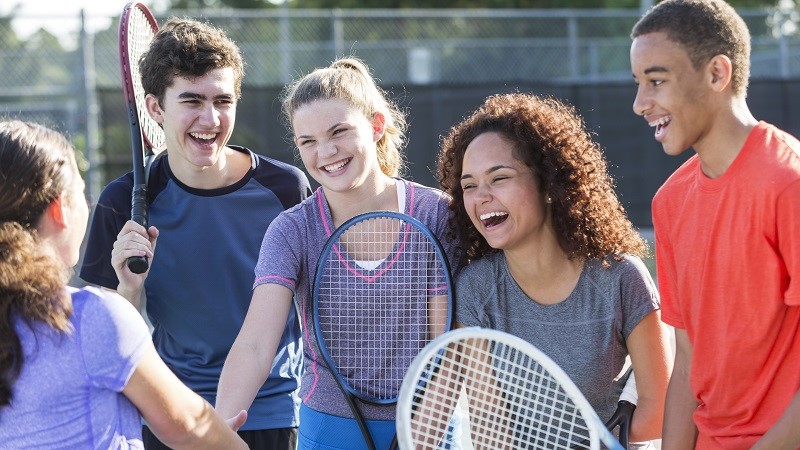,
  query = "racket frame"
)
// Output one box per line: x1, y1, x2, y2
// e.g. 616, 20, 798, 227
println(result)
396, 327, 625, 450
118, 1, 164, 274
